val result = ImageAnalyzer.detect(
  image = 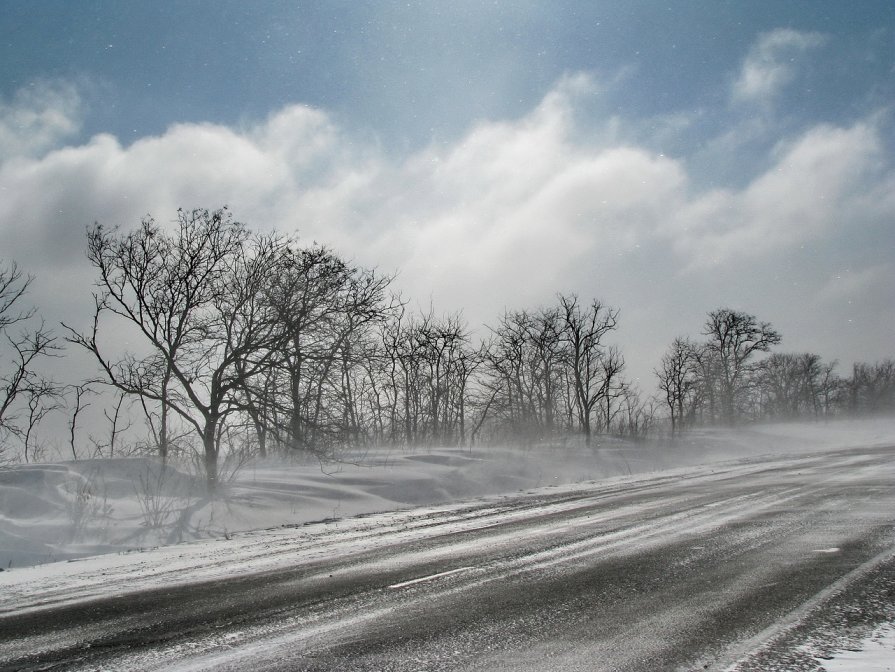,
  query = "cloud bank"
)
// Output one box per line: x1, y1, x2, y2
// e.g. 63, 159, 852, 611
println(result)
1, 51, 893, 387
